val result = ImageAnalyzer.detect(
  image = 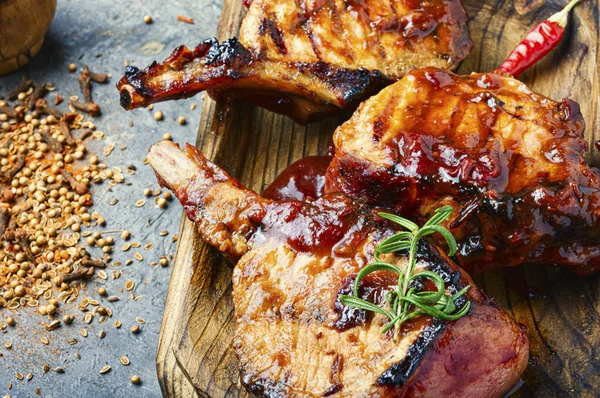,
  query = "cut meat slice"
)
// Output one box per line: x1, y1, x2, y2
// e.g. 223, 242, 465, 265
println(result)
148, 141, 528, 397
118, 0, 472, 123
